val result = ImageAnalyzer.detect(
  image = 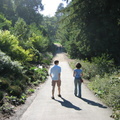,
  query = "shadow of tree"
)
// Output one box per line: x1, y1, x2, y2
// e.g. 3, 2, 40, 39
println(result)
81, 97, 107, 108
55, 97, 82, 111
